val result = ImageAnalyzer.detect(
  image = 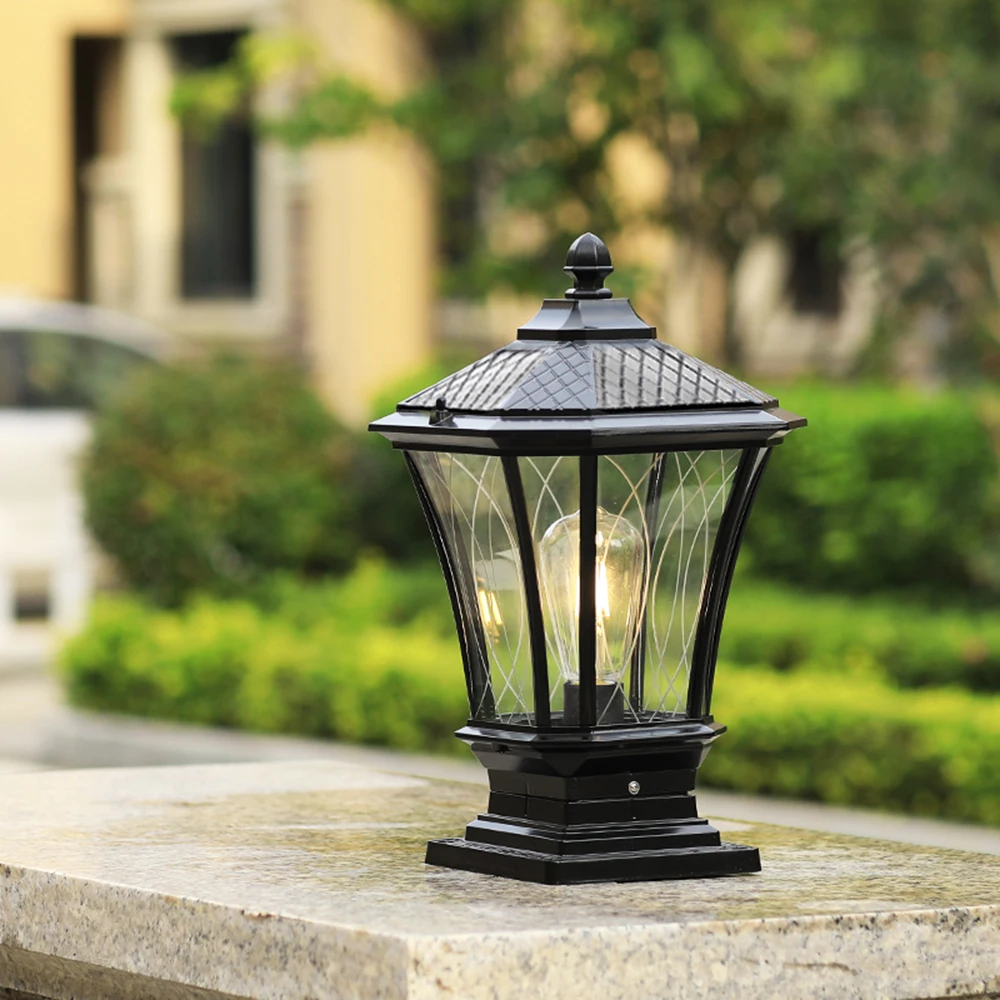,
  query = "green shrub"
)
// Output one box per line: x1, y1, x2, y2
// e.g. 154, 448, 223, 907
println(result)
82, 354, 360, 605
357, 372, 1000, 599
722, 581, 1000, 691
358, 375, 1000, 599
745, 383, 1000, 596
59, 561, 467, 753
60, 562, 1000, 823
82, 360, 1000, 606
250, 560, 453, 634
353, 357, 470, 565
706, 665, 1000, 825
